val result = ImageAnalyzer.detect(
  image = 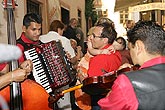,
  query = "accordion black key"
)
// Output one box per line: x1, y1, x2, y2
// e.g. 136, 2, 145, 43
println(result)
24, 41, 76, 94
